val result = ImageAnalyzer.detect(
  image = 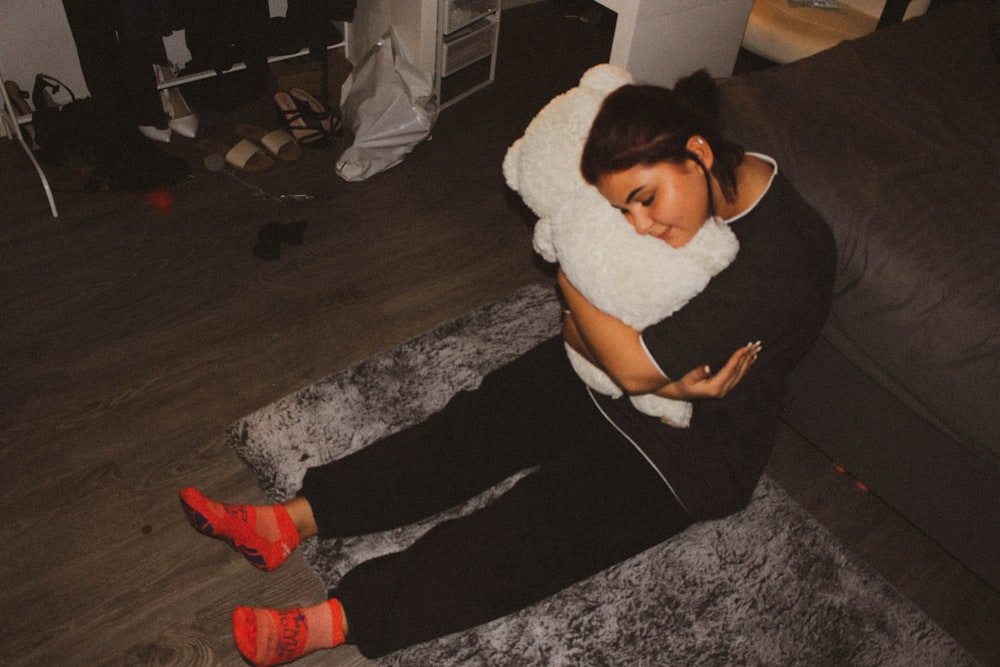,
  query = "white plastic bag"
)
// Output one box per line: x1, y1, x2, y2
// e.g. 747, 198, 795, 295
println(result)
335, 28, 438, 181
